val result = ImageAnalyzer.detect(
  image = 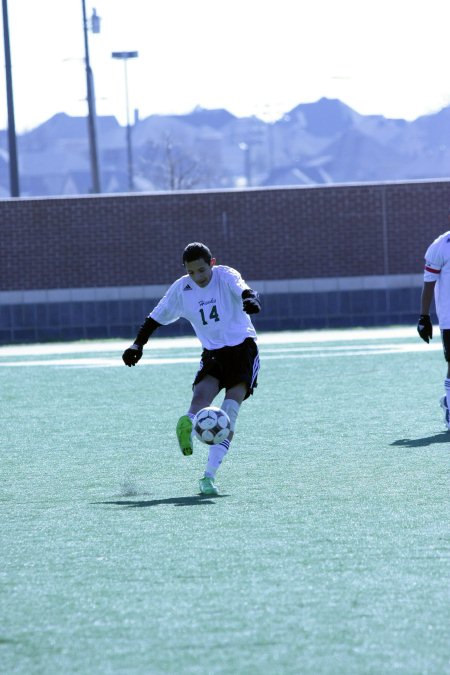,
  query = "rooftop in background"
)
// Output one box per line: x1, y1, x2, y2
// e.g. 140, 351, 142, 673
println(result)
2, 98, 450, 198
